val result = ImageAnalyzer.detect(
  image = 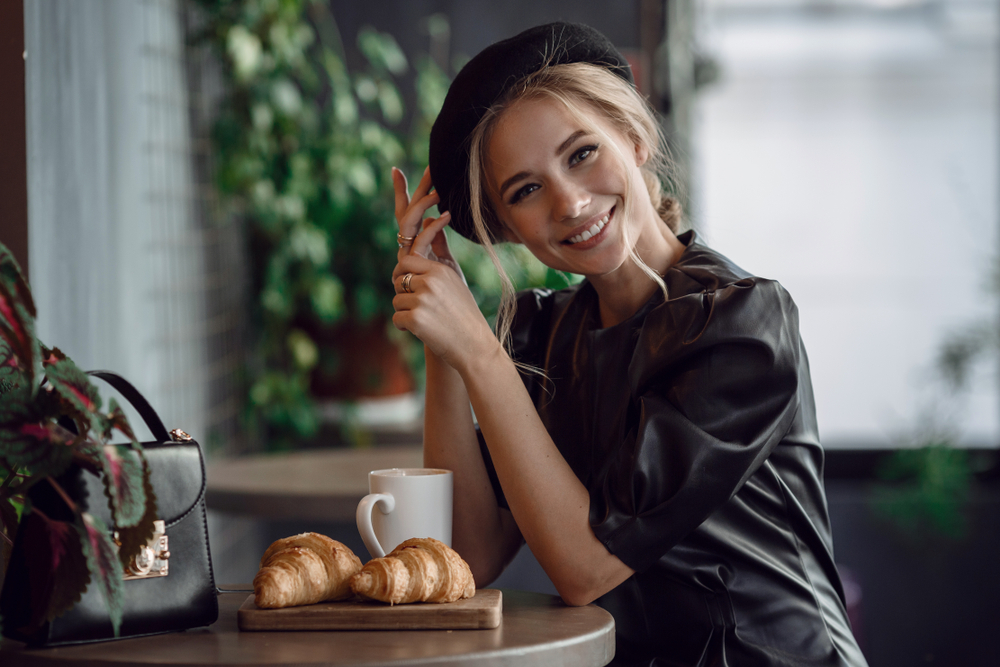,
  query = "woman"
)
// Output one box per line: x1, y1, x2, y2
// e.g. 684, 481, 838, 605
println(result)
390, 22, 867, 667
